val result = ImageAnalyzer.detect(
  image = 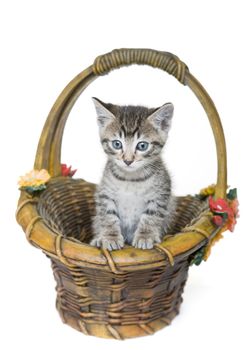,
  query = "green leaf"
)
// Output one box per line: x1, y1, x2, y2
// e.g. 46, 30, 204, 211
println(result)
20, 184, 47, 195
212, 211, 228, 220
190, 247, 206, 266
227, 188, 237, 200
